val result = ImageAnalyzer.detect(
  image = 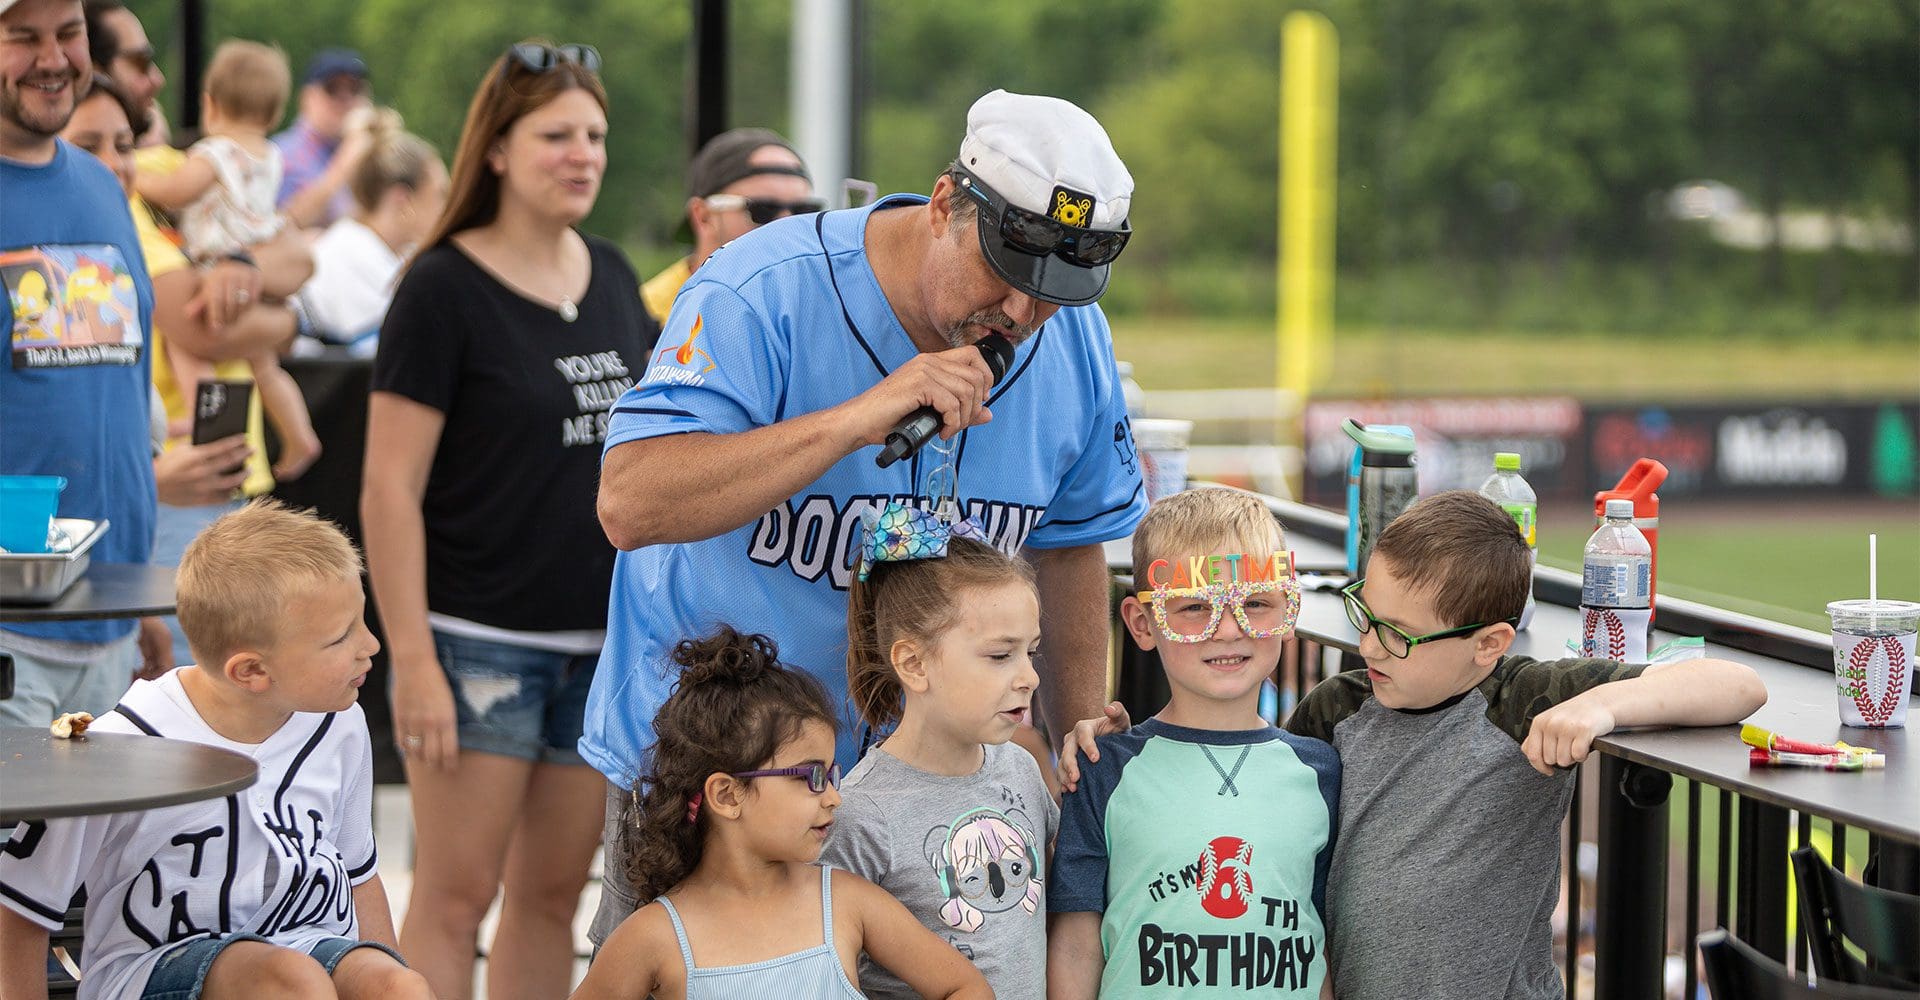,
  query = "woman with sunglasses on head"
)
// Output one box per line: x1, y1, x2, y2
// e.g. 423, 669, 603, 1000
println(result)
573, 627, 991, 1000
362, 39, 657, 1000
